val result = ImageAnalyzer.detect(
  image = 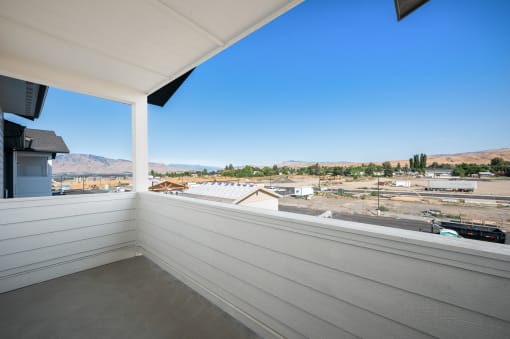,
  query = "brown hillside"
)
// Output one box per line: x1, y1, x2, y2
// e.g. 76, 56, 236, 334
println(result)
279, 148, 510, 168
